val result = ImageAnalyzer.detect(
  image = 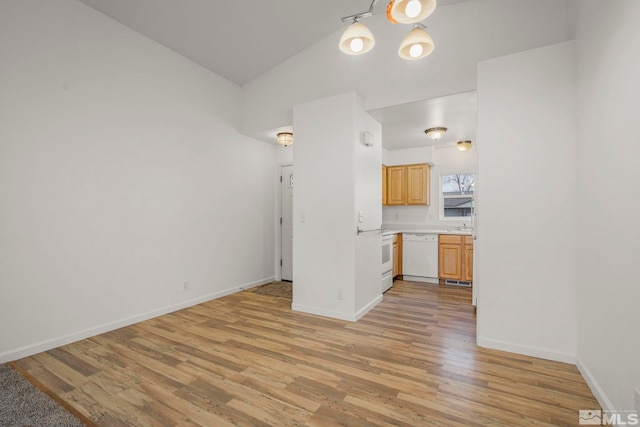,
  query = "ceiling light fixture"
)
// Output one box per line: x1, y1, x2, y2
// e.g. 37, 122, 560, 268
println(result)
338, 19, 376, 55
390, 0, 437, 24
457, 140, 472, 151
277, 132, 294, 146
339, 0, 437, 60
398, 23, 434, 60
424, 127, 447, 140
